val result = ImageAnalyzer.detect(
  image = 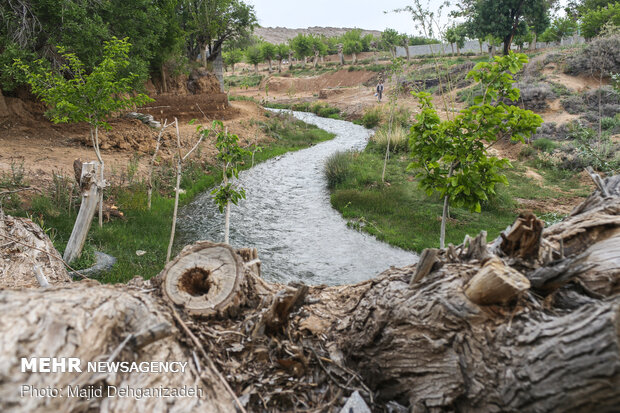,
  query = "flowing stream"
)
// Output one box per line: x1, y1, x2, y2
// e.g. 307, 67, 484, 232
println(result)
178, 110, 417, 285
